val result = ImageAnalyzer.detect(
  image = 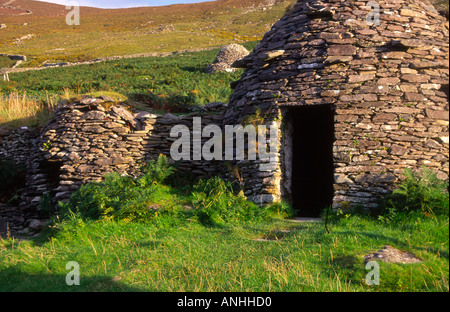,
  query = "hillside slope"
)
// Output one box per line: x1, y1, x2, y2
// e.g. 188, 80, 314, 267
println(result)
0, 0, 295, 66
